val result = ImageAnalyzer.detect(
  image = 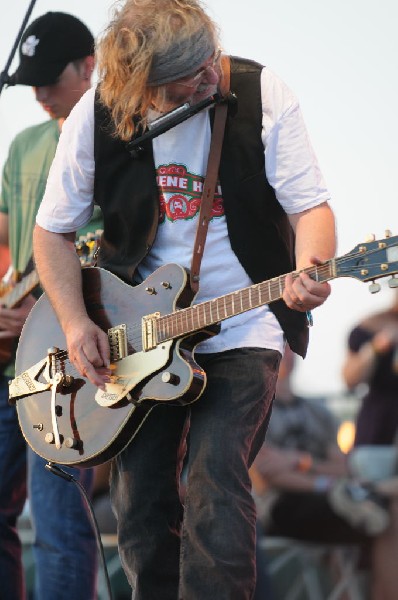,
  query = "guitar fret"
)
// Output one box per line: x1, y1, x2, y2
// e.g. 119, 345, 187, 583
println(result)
171, 315, 178, 338
201, 303, 207, 327
223, 297, 227, 318
191, 305, 198, 331
330, 258, 337, 279
216, 299, 221, 321
197, 304, 205, 329
257, 284, 262, 305
205, 302, 209, 326
208, 303, 212, 324
245, 288, 251, 311
209, 300, 214, 323
159, 317, 167, 341
257, 284, 262, 306
241, 290, 246, 313
194, 305, 200, 330
253, 285, 258, 305
278, 277, 283, 298
179, 309, 185, 336
150, 237, 396, 346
